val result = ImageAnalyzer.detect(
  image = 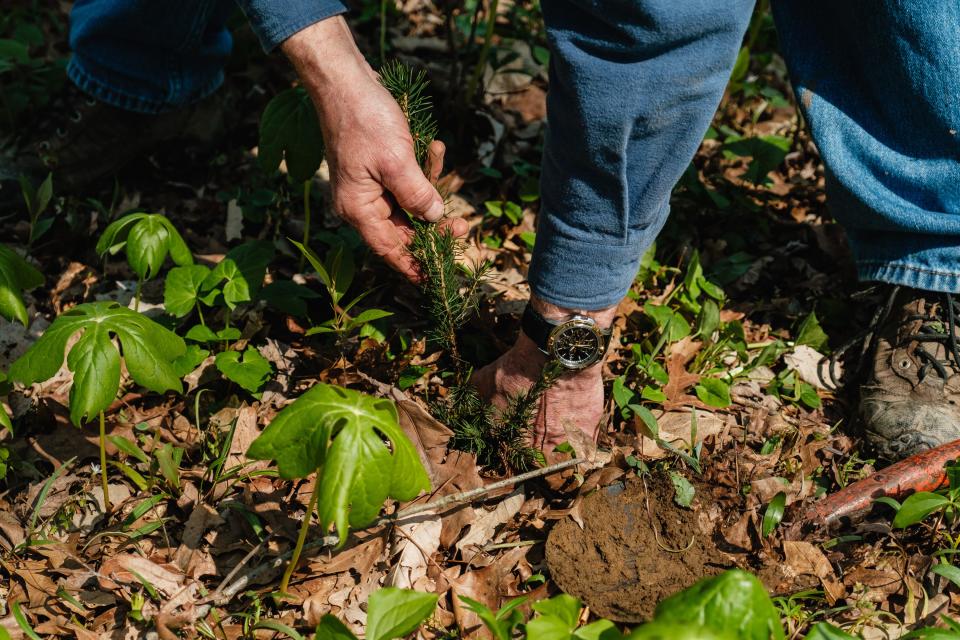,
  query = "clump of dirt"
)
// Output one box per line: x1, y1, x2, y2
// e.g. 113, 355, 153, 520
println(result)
545, 473, 735, 623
